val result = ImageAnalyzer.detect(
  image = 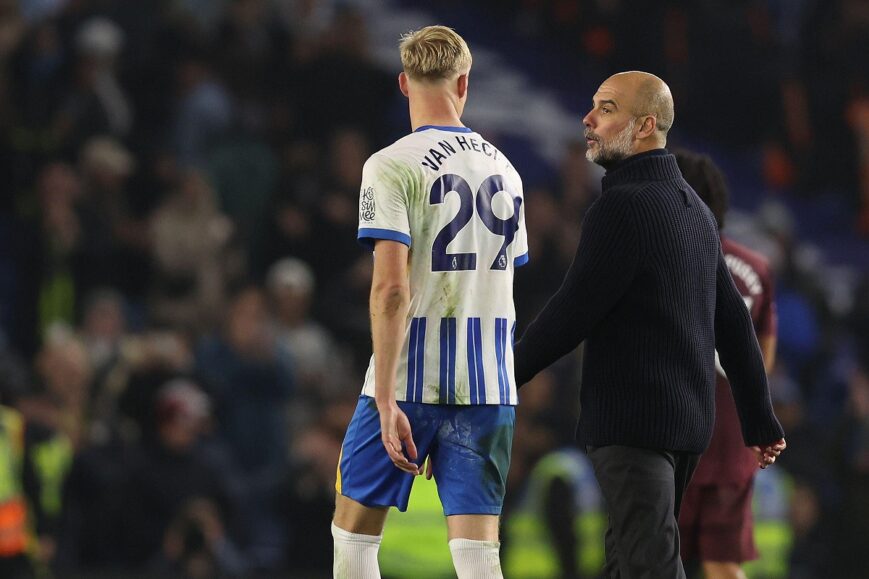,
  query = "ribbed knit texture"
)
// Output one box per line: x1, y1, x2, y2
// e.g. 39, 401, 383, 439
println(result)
514, 150, 784, 453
